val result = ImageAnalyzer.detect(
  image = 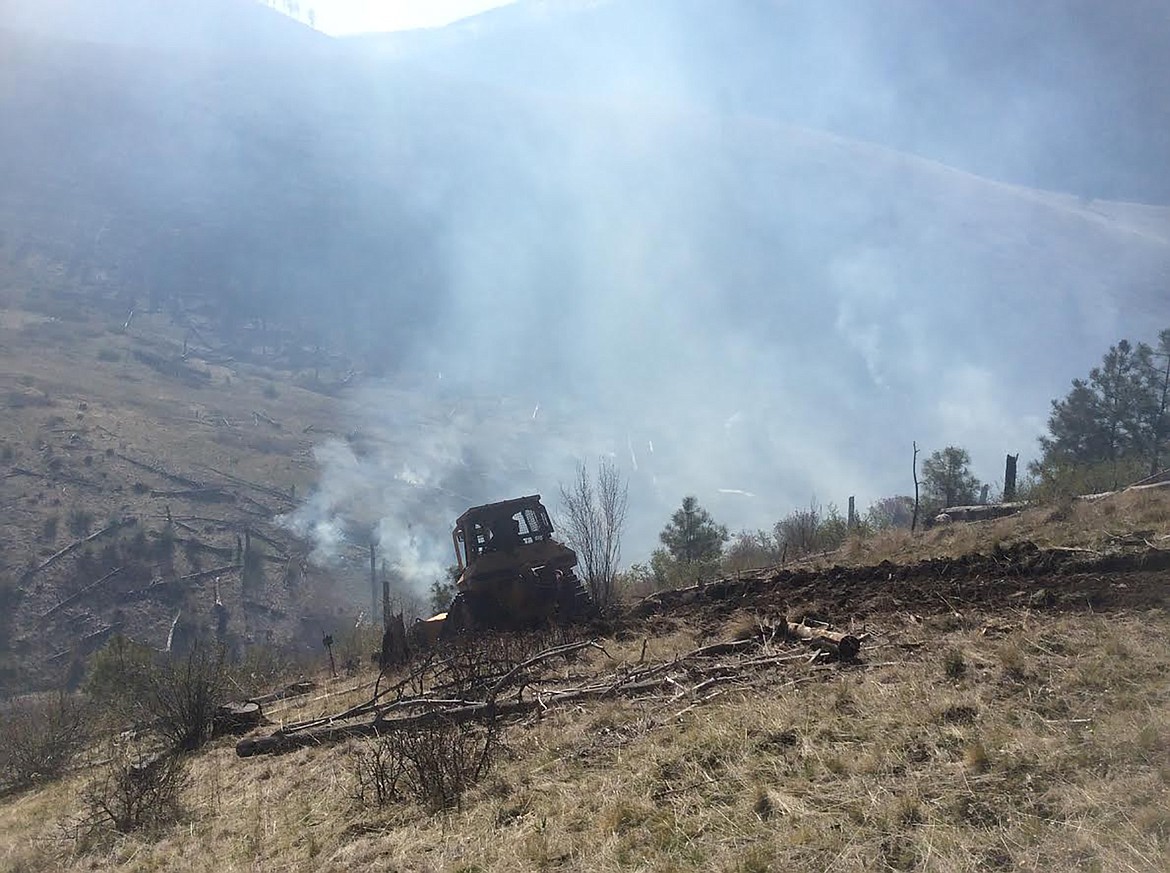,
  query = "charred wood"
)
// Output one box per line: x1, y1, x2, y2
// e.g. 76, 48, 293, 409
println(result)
39, 567, 123, 620
20, 518, 137, 585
